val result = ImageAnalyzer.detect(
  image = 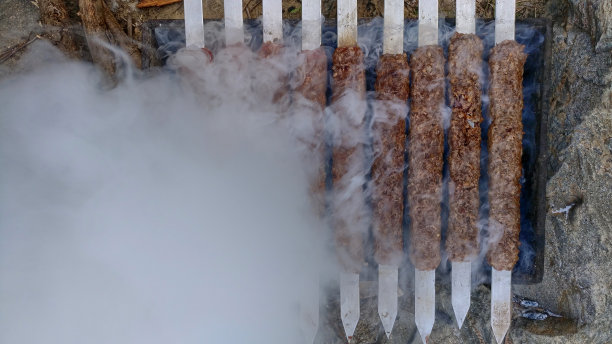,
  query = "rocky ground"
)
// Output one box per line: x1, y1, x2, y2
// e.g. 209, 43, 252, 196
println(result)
513, 0, 612, 343
1, 0, 611, 343
0, 0, 40, 77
